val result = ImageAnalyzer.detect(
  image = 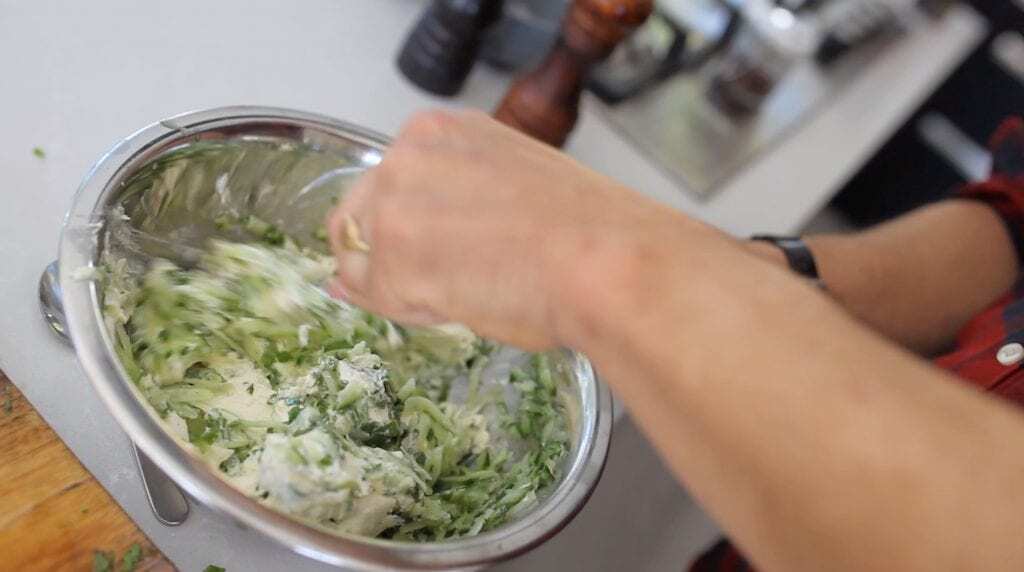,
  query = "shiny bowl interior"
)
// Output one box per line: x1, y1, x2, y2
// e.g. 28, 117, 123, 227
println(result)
57, 106, 612, 571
